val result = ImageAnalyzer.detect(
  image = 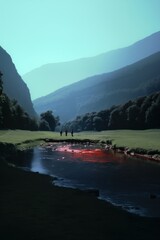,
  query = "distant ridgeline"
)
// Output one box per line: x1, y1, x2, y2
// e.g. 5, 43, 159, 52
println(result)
0, 46, 36, 117
63, 91, 160, 131
28, 31, 160, 100
34, 51, 160, 123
